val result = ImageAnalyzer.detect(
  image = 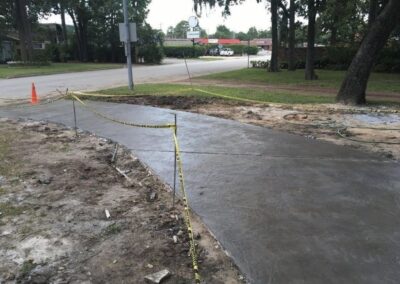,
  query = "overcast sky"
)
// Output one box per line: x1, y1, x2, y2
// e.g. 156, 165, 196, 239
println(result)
41, 0, 271, 34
